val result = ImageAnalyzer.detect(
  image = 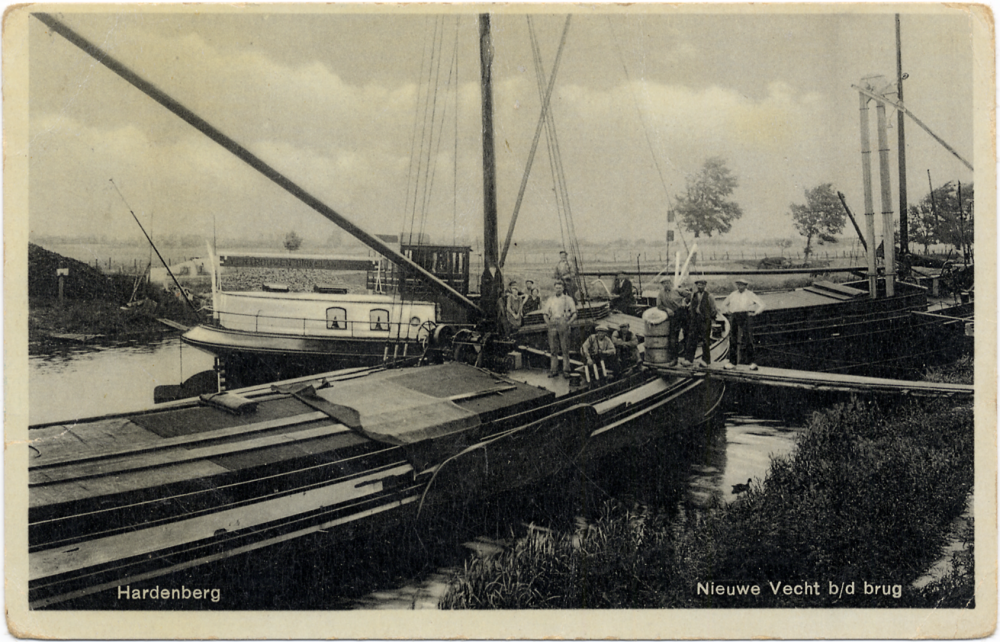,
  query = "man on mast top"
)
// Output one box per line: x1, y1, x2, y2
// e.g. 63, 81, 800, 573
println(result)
553, 250, 578, 302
